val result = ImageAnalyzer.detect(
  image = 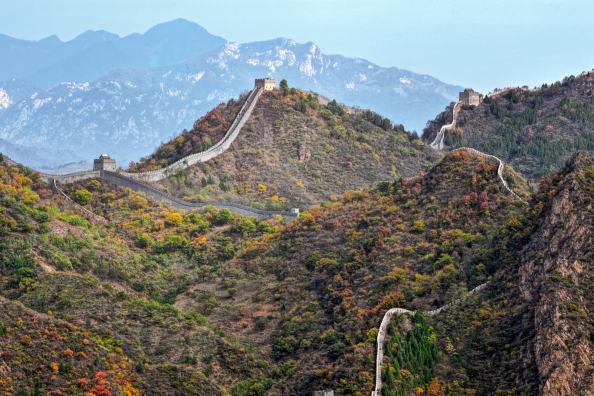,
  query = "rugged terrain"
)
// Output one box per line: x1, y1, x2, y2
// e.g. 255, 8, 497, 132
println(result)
133, 86, 442, 209
8, 146, 583, 396
423, 71, 594, 180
